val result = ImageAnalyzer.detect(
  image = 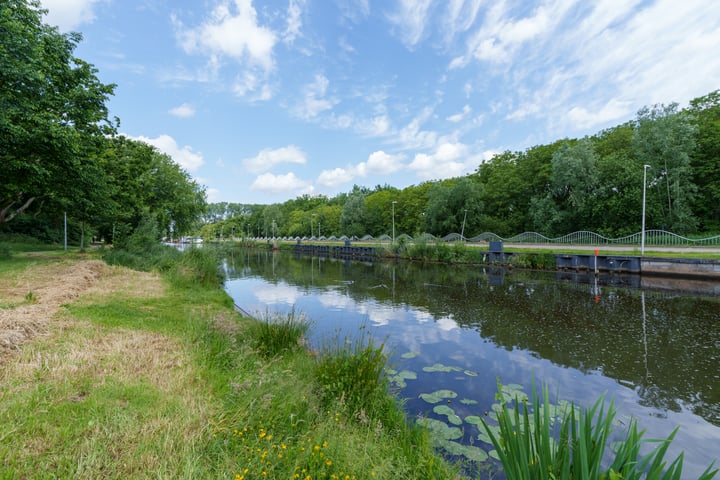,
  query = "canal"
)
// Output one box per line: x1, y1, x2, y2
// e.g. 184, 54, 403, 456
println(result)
223, 248, 719, 477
